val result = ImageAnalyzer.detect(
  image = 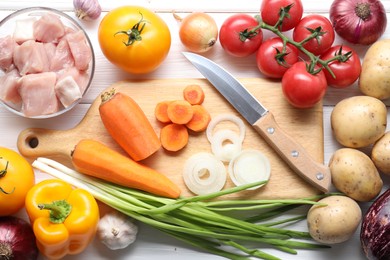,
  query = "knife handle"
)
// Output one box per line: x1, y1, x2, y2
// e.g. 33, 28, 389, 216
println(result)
253, 112, 331, 193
